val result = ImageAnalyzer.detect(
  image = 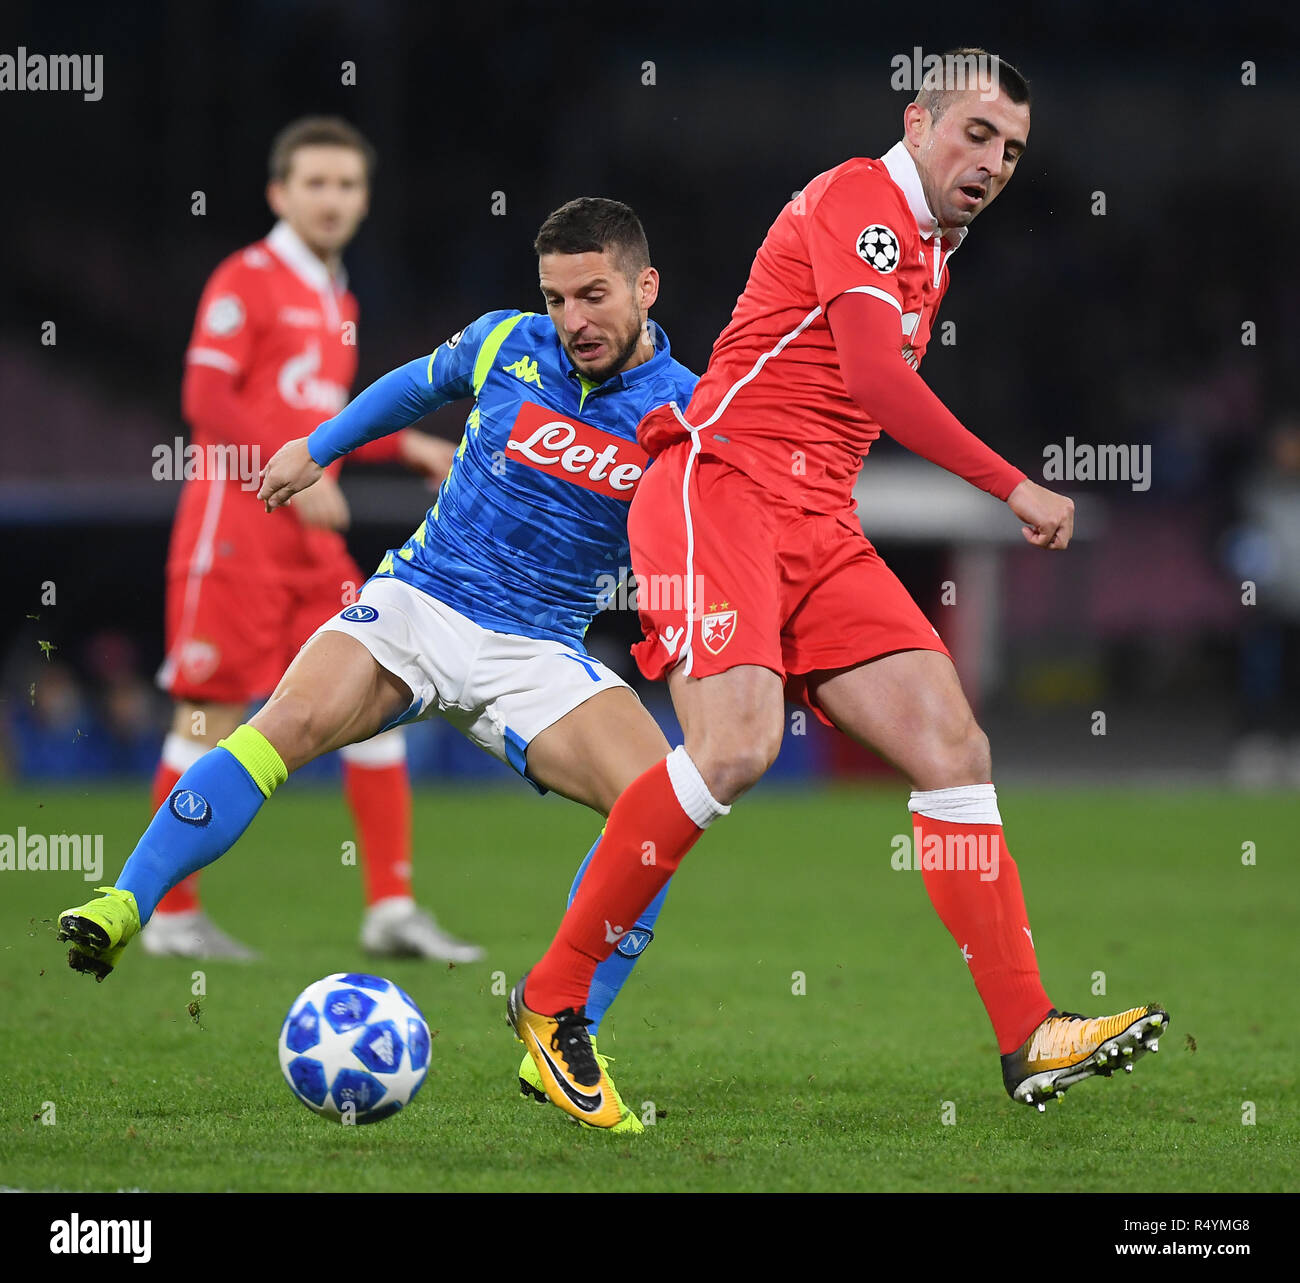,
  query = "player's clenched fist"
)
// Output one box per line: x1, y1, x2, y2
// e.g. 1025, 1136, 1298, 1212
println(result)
1007, 478, 1074, 550
259, 437, 323, 512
